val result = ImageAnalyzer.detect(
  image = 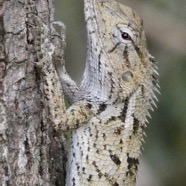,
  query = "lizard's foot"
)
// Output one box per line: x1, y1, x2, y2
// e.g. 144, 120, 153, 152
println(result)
50, 20, 66, 75
51, 20, 66, 43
